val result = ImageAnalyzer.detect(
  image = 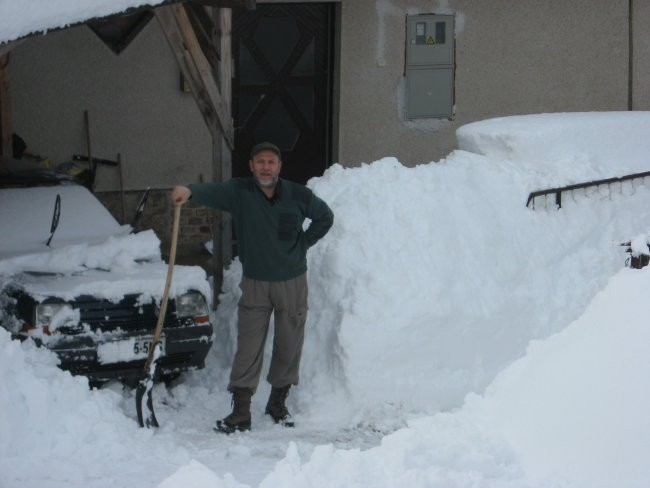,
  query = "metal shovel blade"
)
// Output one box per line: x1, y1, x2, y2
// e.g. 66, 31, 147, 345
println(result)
135, 374, 159, 428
